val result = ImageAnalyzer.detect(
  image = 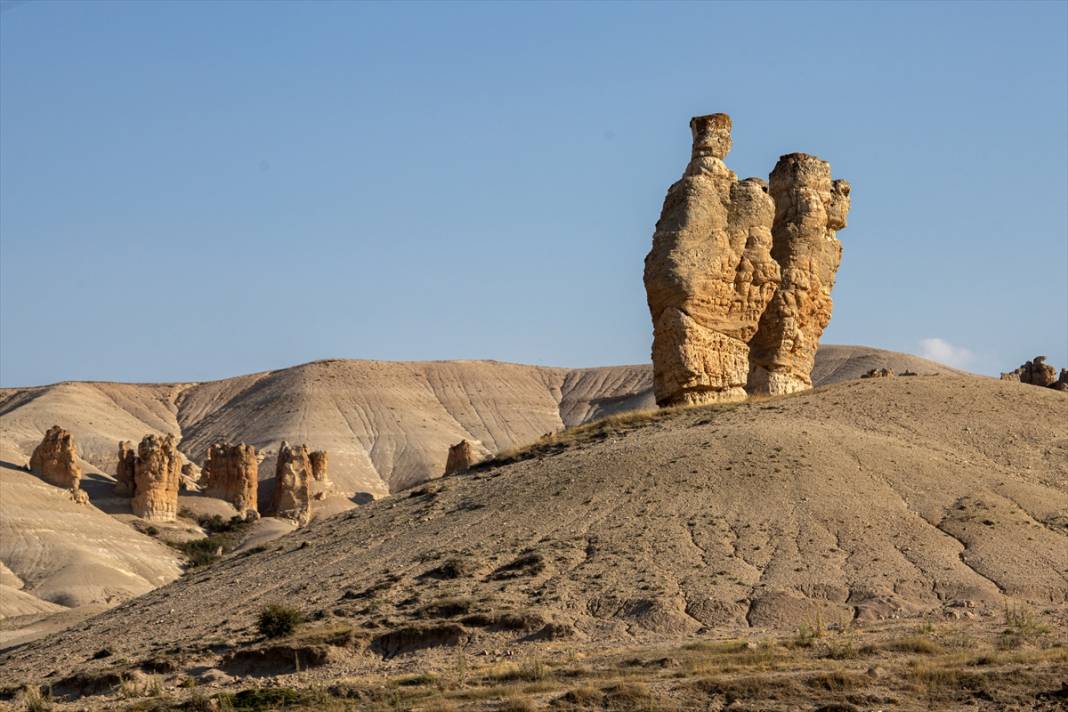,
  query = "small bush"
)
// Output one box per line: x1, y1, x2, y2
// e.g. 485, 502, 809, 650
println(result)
882, 635, 944, 655
20, 687, 52, 712
258, 604, 304, 639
